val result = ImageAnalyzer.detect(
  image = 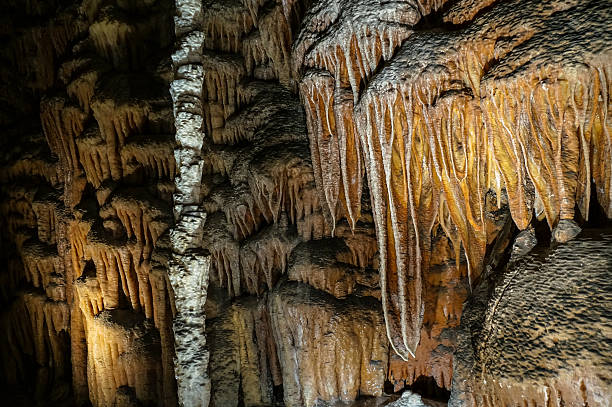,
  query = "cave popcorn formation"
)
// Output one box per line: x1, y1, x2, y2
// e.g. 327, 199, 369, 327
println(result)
0, 0, 610, 406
